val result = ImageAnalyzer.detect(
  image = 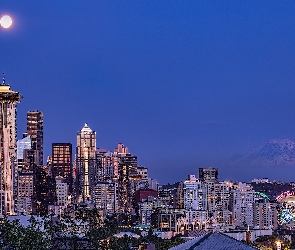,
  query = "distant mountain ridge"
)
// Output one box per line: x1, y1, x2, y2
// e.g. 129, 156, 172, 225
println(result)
249, 138, 295, 166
